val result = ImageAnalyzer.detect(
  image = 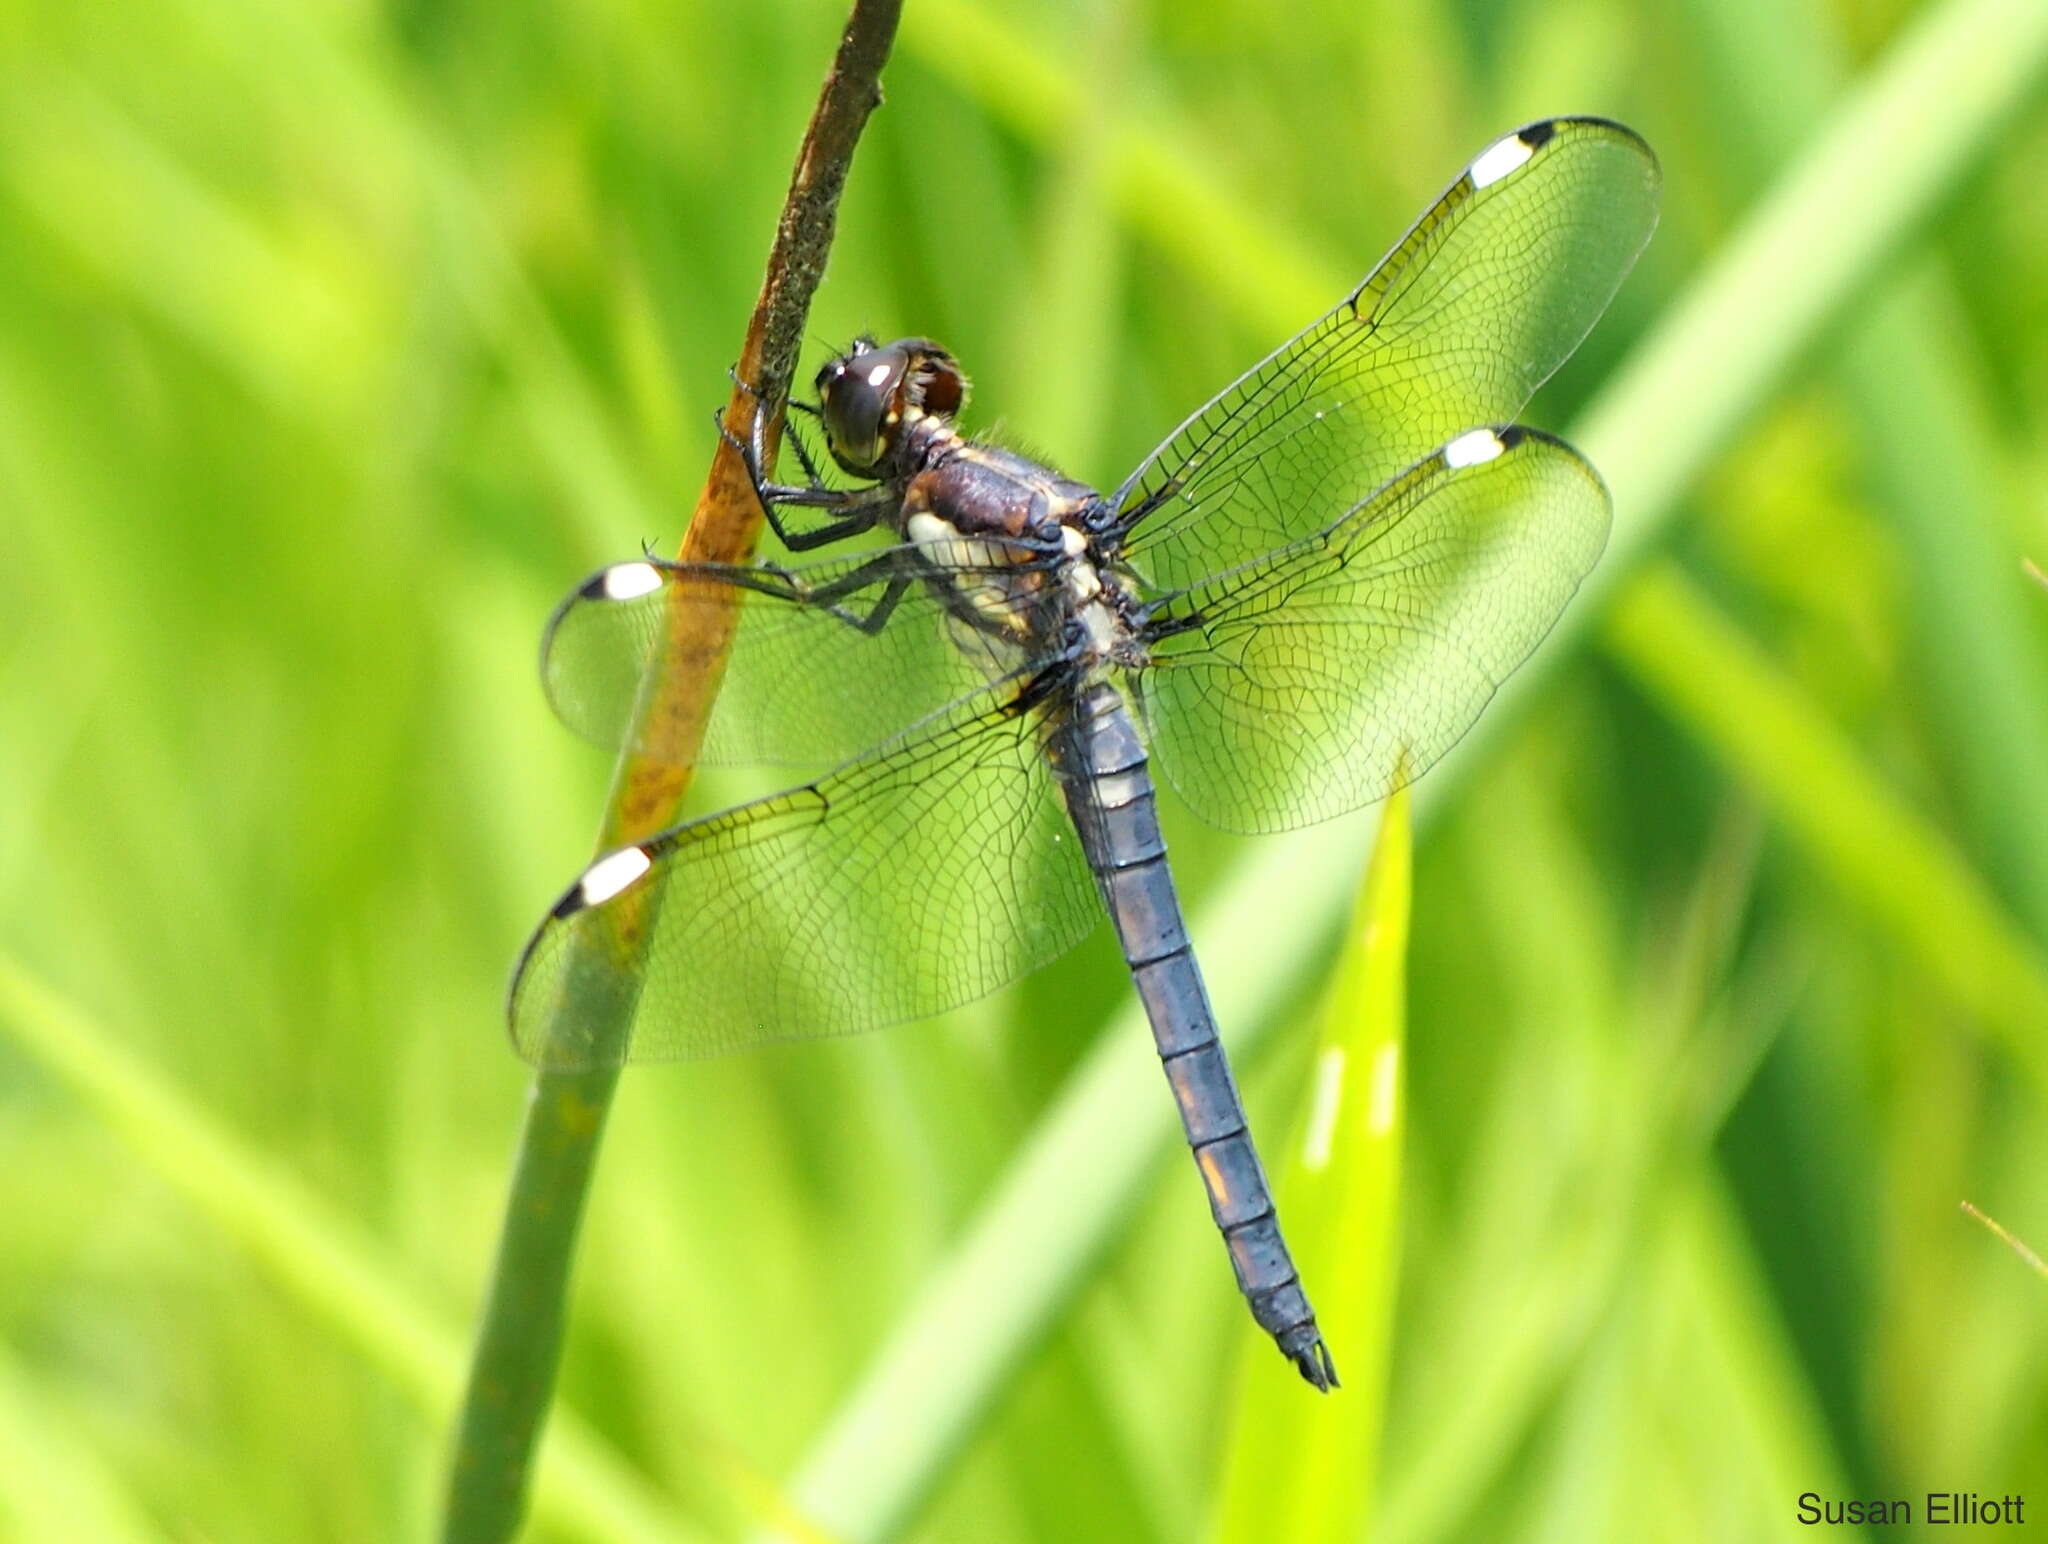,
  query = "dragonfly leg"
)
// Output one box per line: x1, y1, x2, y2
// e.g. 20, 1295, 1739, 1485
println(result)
765, 492, 892, 551
747, 552, 914, 635
783, 411, 830, 488
713, 393, 896, 551
829, 574, 910, 635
